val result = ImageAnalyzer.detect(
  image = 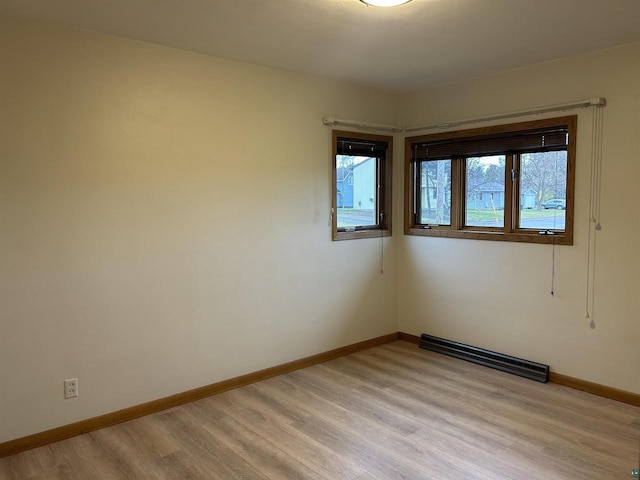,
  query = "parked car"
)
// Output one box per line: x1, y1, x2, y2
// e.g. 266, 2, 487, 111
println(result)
541, 199, 566, 209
